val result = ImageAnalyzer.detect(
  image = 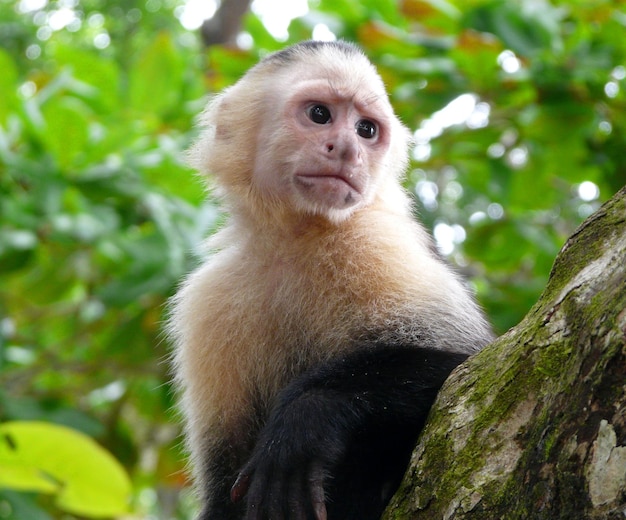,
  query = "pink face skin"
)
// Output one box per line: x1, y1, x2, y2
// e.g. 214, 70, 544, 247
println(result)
252, 73, 394, 222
